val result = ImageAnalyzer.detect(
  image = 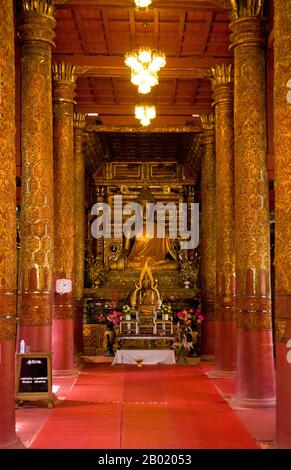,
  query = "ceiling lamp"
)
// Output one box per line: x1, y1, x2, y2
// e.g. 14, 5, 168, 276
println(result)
135, 104, 156, 126
134, 0, 152, 7
125, 48, 166, 94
